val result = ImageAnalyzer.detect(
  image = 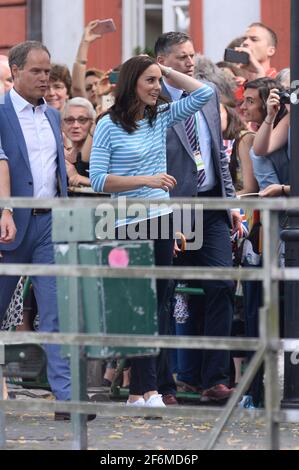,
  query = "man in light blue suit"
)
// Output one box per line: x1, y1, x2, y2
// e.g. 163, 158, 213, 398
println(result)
0, 41, 72, 415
